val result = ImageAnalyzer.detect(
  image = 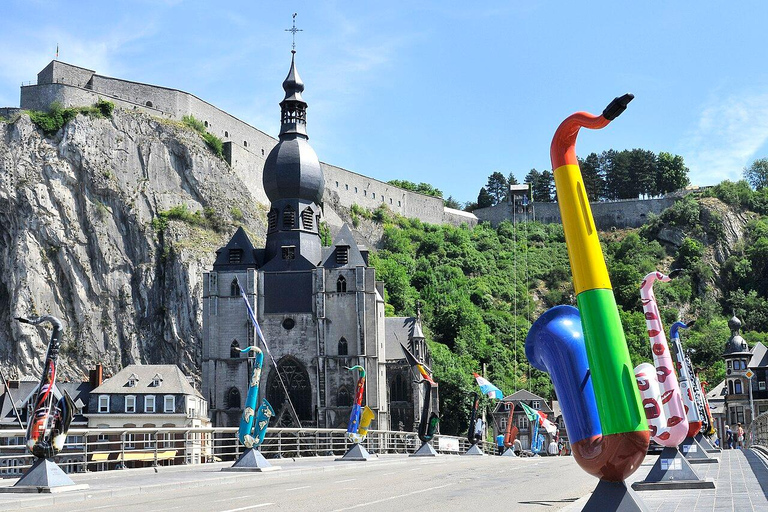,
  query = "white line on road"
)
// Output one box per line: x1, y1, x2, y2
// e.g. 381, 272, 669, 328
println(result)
286, 485, 312, 491
220, 504, 273, 512
334, 478, 357, 483
332, 483, 451, 511
147, 506, 187, 512
211, 495, 257, 503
